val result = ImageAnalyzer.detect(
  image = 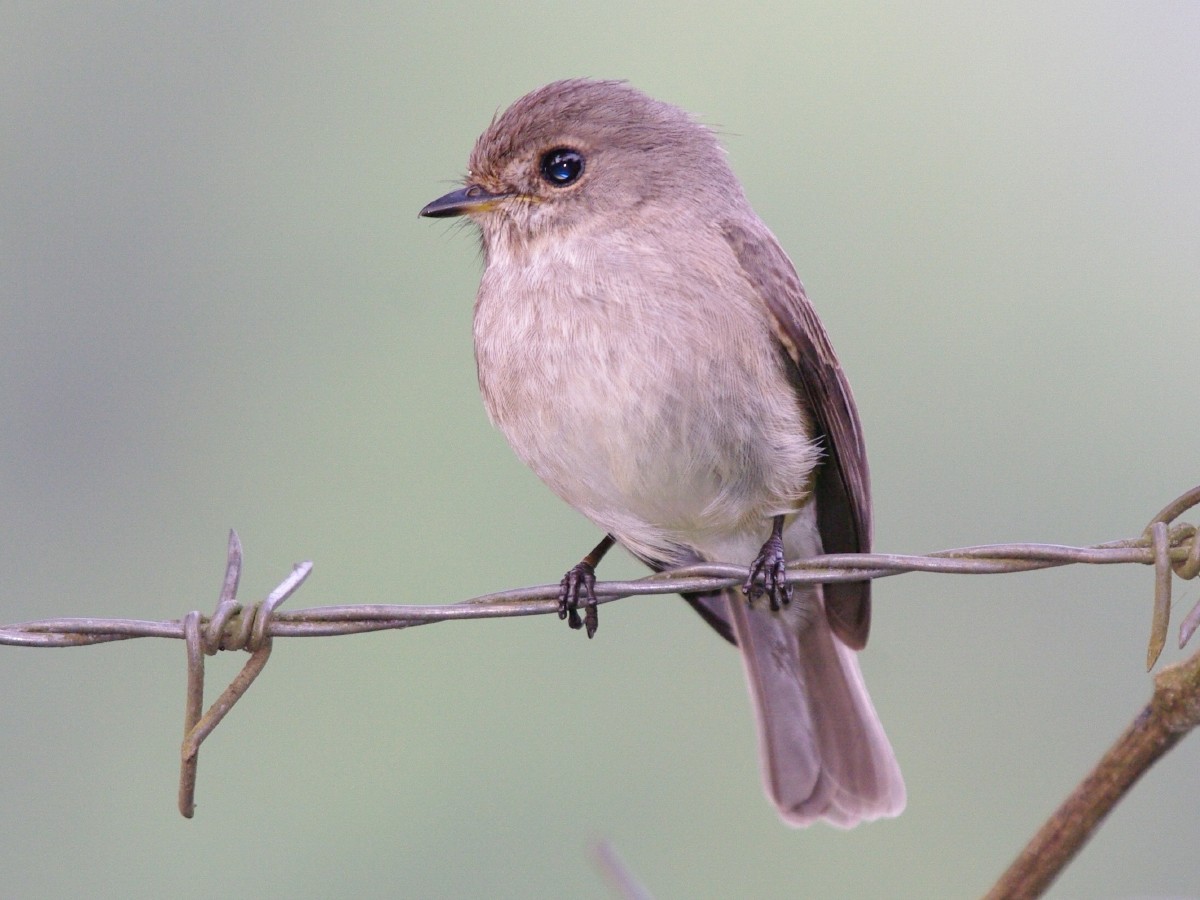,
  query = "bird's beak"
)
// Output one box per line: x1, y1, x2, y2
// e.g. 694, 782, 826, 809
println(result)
419, 184, 510, 218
